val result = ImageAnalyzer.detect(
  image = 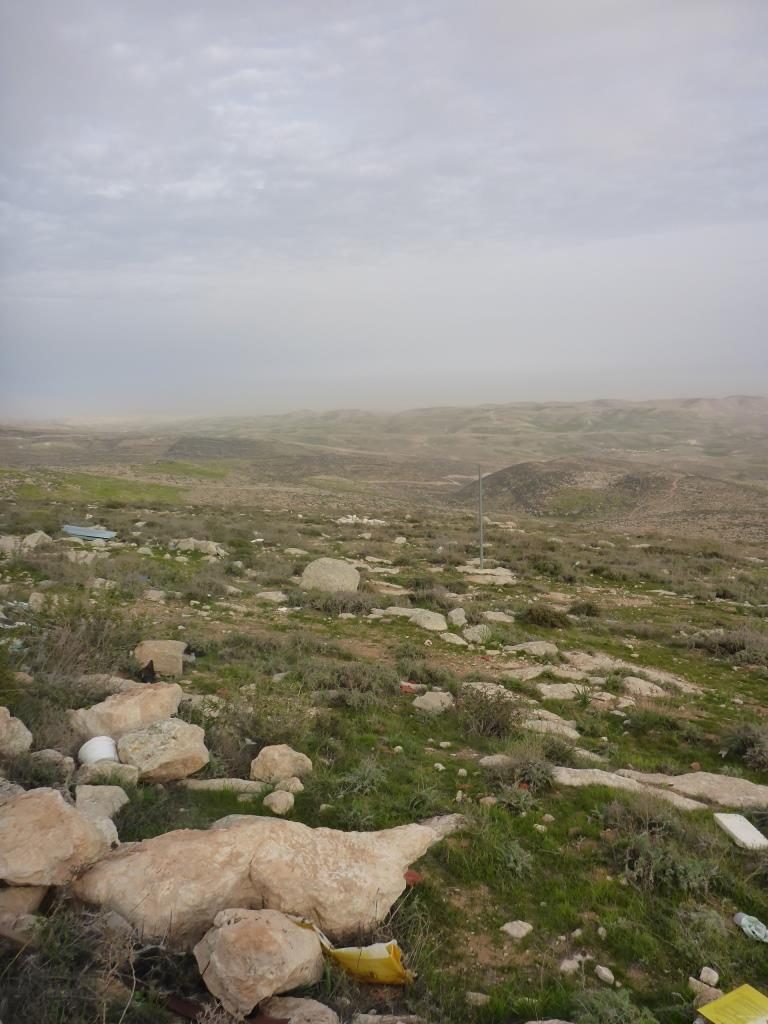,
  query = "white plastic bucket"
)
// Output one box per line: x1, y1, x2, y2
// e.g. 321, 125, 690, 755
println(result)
78, 735, 118, 765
